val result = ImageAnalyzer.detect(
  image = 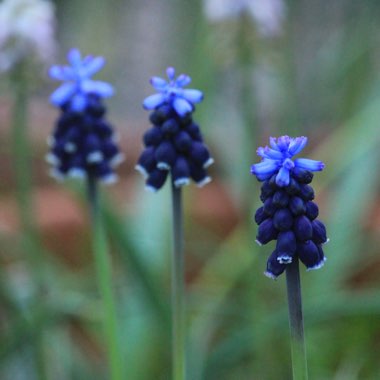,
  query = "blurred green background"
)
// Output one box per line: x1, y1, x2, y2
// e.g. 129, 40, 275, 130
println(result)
1, 0, 380, 379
